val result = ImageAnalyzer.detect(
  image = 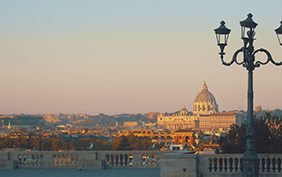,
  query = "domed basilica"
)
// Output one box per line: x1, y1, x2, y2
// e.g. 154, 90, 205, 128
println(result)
157, 82, 242, 130
193, 81, 218, 115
